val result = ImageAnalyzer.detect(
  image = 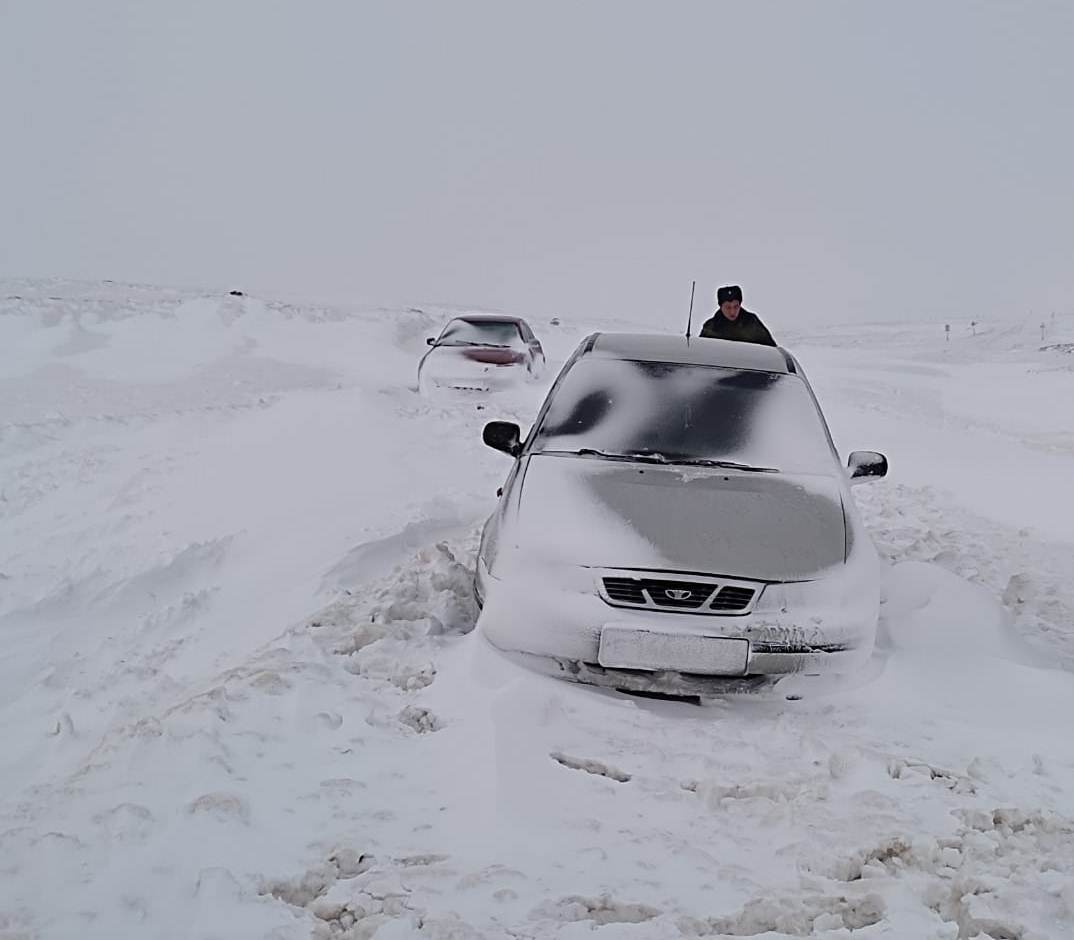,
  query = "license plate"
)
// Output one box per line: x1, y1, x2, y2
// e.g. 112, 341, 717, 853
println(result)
598, 626, 750, 676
